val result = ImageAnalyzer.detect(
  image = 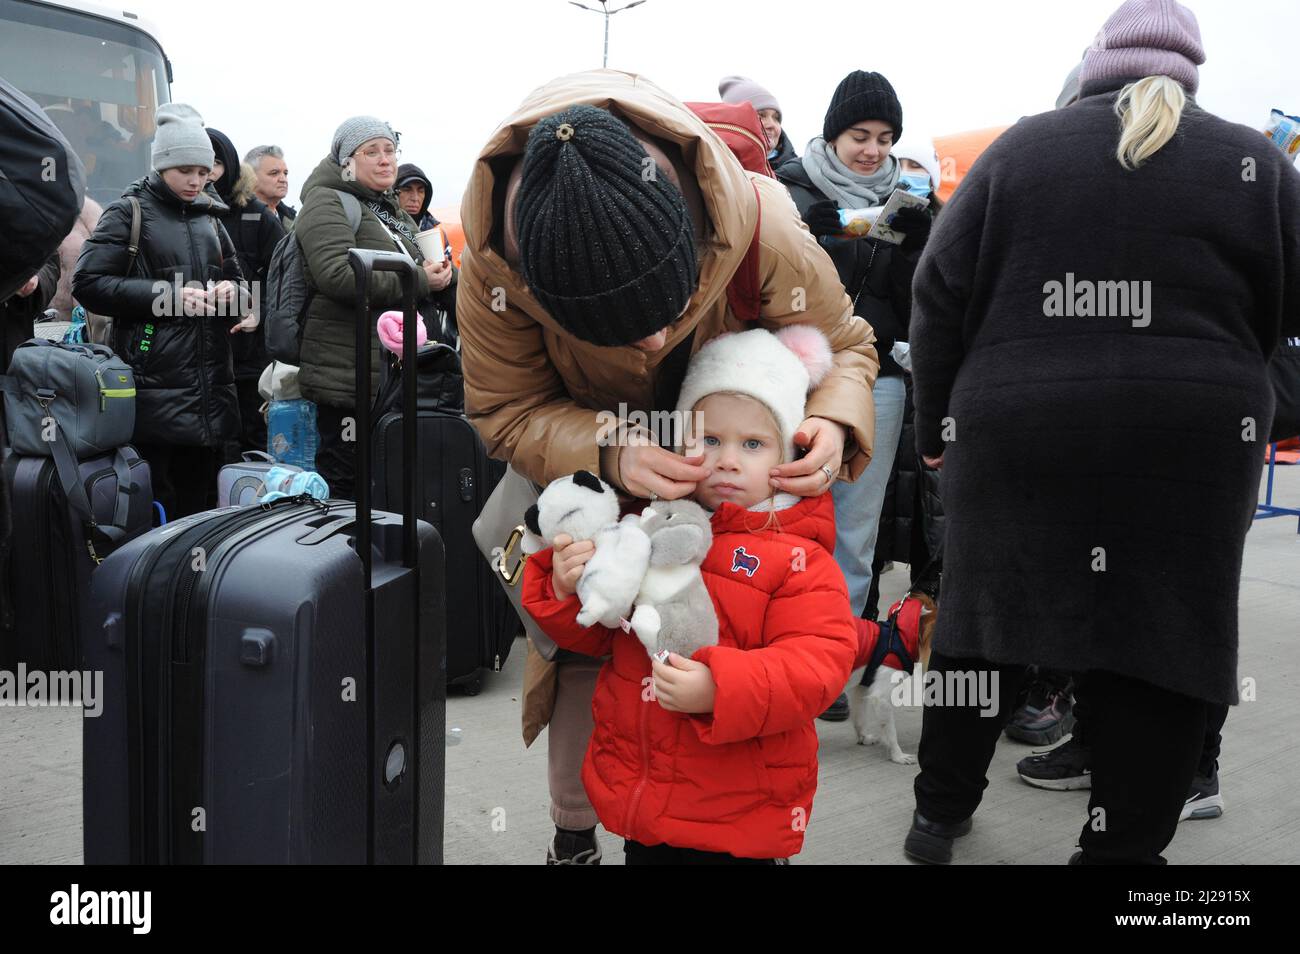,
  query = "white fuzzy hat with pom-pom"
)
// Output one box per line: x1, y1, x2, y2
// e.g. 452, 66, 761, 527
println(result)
675, 325, 834, 460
